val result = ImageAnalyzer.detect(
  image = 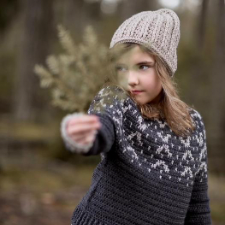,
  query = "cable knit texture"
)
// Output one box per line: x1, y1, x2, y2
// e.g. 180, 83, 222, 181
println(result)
110, 9, 180, 77
62, 86, 212, 225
